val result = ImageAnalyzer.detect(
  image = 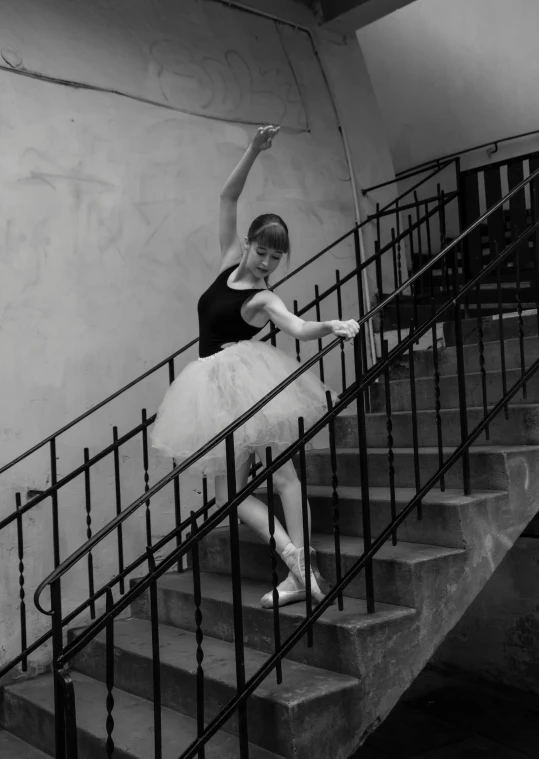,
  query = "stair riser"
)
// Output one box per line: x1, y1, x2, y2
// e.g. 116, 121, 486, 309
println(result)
69, 636, 354, 759
308, 492, 505, 550
305, 448, 515, 491
370, 369, 539, 412
197, 531, 465, 609
389, 338, 539, 380
444, 313, 538, 346
129, 582, 418, 681
343, 407, 539, 448
257, 490, 484, 549
1, 689, 133, 759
